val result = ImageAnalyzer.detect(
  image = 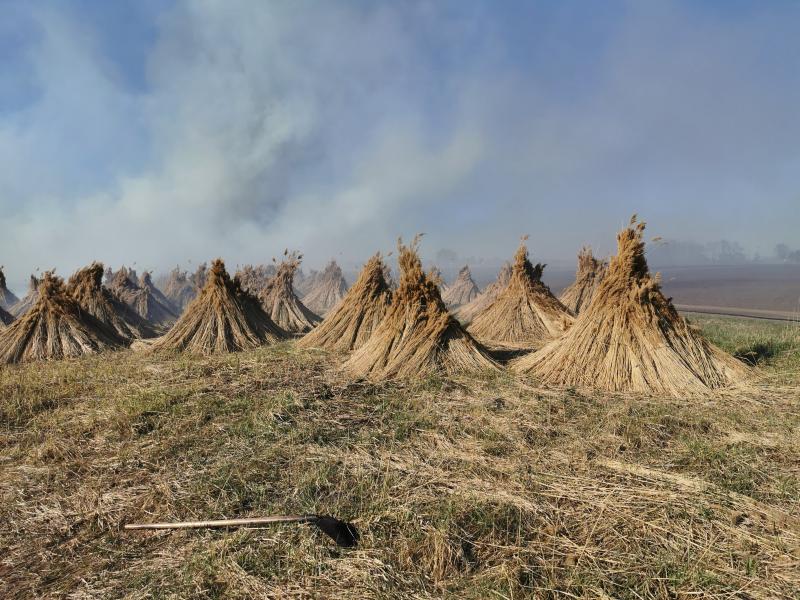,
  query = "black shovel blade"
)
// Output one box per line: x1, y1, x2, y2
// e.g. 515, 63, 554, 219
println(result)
312, 516, 359, 548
